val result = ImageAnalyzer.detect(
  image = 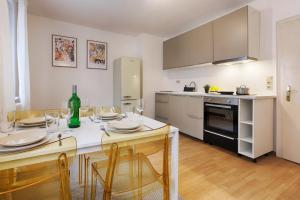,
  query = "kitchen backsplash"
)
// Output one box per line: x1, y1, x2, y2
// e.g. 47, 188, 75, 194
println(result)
161, 60, 276, 95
